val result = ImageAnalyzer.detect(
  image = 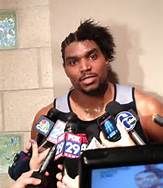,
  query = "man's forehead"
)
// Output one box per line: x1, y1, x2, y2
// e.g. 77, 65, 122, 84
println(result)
64, 40, 99, 58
